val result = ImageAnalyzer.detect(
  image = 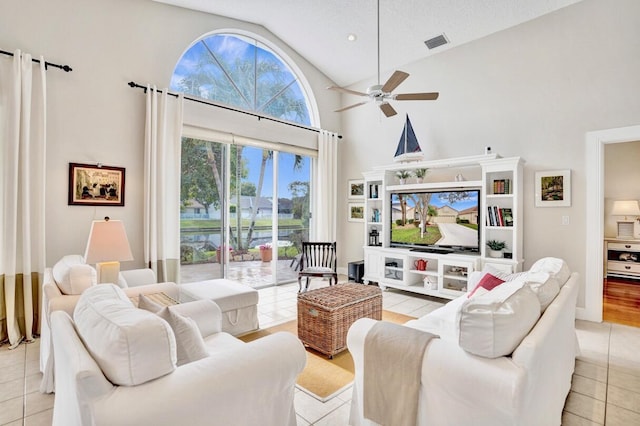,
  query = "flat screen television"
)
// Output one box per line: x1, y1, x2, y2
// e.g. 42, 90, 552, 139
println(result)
389, 189, 481, 254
